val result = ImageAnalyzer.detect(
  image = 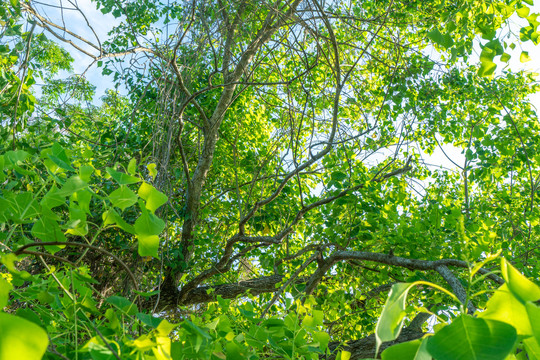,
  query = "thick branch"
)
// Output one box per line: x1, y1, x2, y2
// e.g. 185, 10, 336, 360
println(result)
303, 251, 503, 298
153, 274, 294, 309
154, 251, 503, 311
435, 265, 476, 314
327, 312, 431, 359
